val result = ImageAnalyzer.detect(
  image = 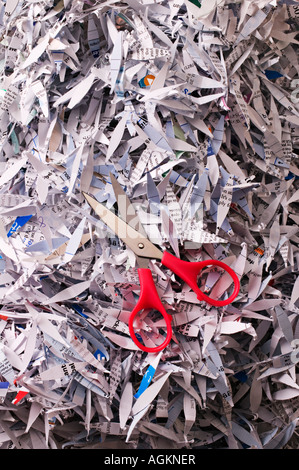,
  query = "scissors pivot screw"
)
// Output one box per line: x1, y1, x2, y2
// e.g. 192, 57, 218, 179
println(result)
138, 242, 145, 249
